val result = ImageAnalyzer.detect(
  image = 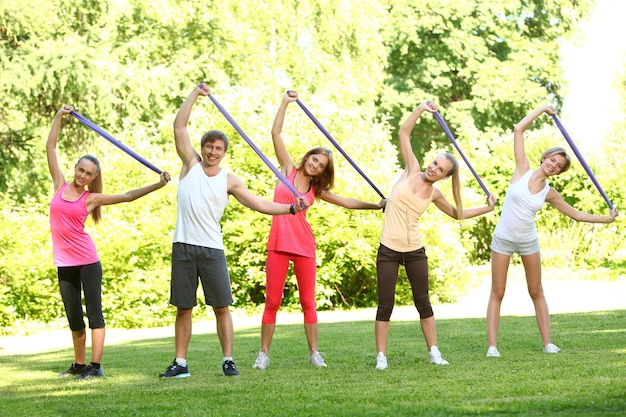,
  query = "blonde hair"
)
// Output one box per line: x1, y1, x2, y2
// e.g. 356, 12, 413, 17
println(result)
541, 147, 571, 173
440, 153, 464, 220
76, 155, 102, 224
